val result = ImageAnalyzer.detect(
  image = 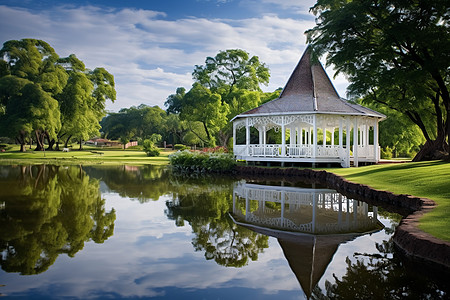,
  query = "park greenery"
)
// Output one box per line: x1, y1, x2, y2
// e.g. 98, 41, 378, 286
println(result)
169, 147, 236, 173
332, 160, 450, 241
0, 144, 172, 165
0, 39, 116, 152
0, 0, 449, 250
307, 0, 449, 161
